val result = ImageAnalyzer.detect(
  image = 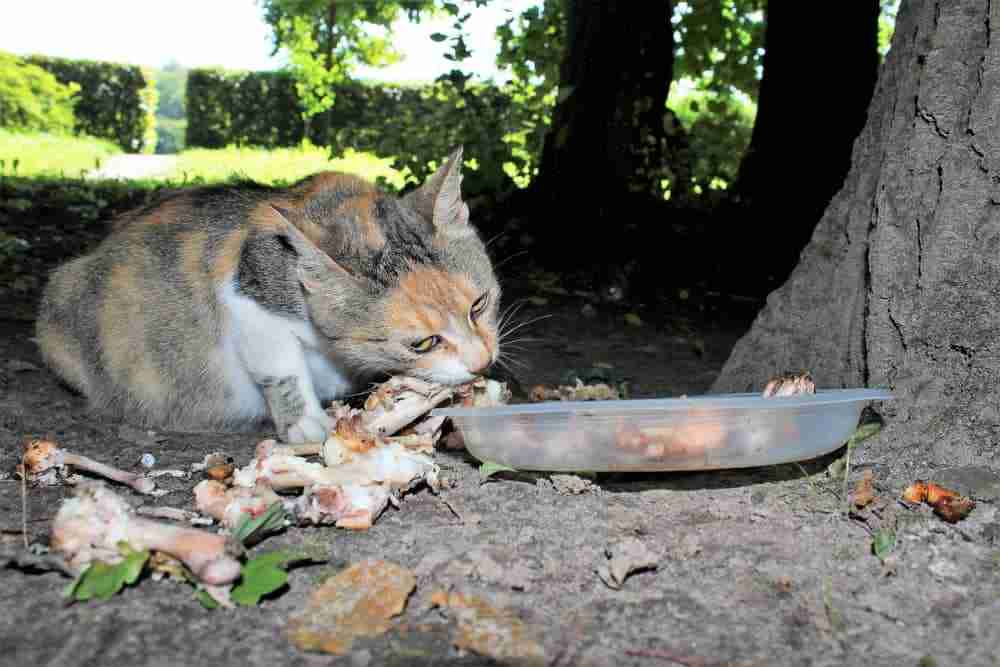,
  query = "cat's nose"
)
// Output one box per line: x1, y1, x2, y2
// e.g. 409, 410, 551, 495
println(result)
467, 346, 493, 376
